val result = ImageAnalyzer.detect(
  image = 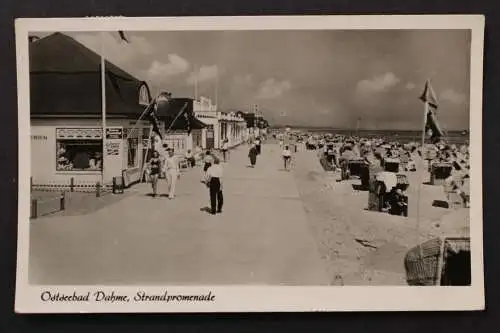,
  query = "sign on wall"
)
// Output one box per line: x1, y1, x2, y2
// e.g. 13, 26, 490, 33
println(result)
103, 127, 124, 183
56, 128, 102, 139
106, 127, 123, 140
